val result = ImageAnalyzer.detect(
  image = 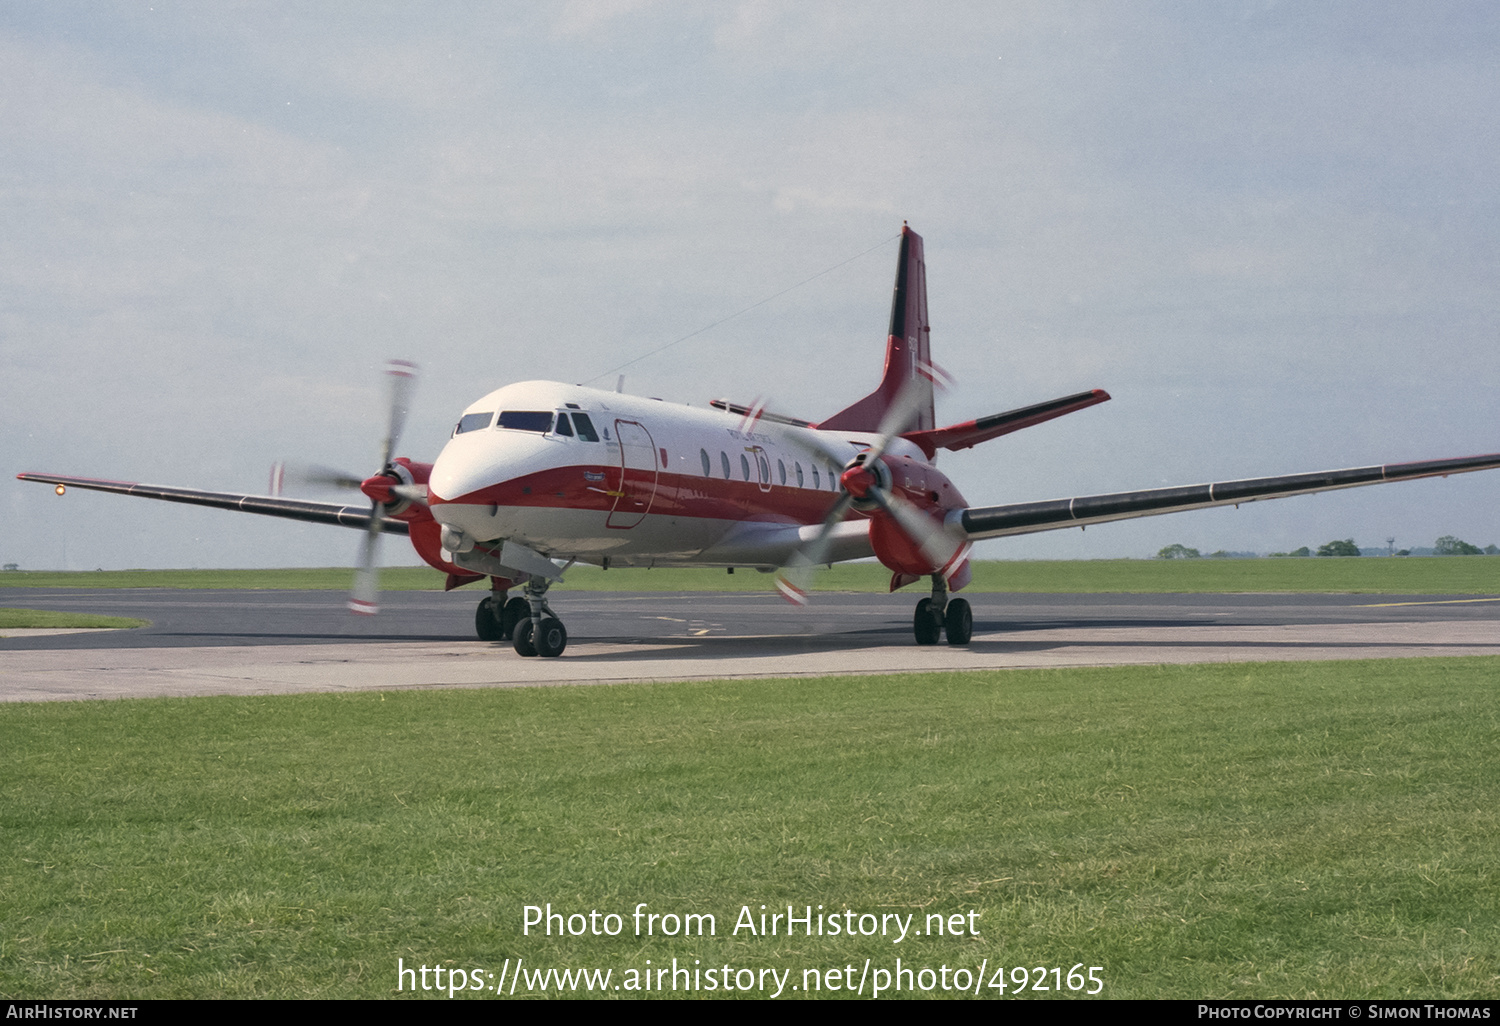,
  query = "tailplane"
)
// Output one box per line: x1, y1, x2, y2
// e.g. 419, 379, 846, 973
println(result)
816, 225, 934, 433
